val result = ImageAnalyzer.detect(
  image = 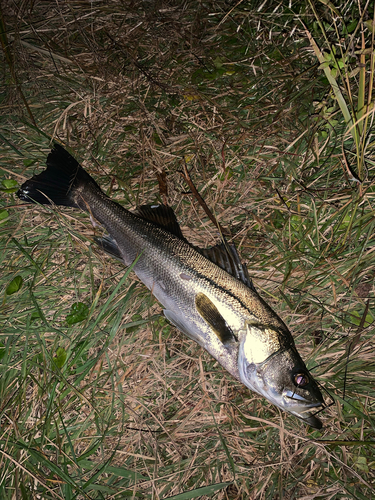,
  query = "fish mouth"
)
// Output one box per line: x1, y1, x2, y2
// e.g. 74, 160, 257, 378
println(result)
302, 414, 323, 429
284, 390, 323, 408
283, 390, 325, 429
290, 407, 323, 429
241, 375, 325, 428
